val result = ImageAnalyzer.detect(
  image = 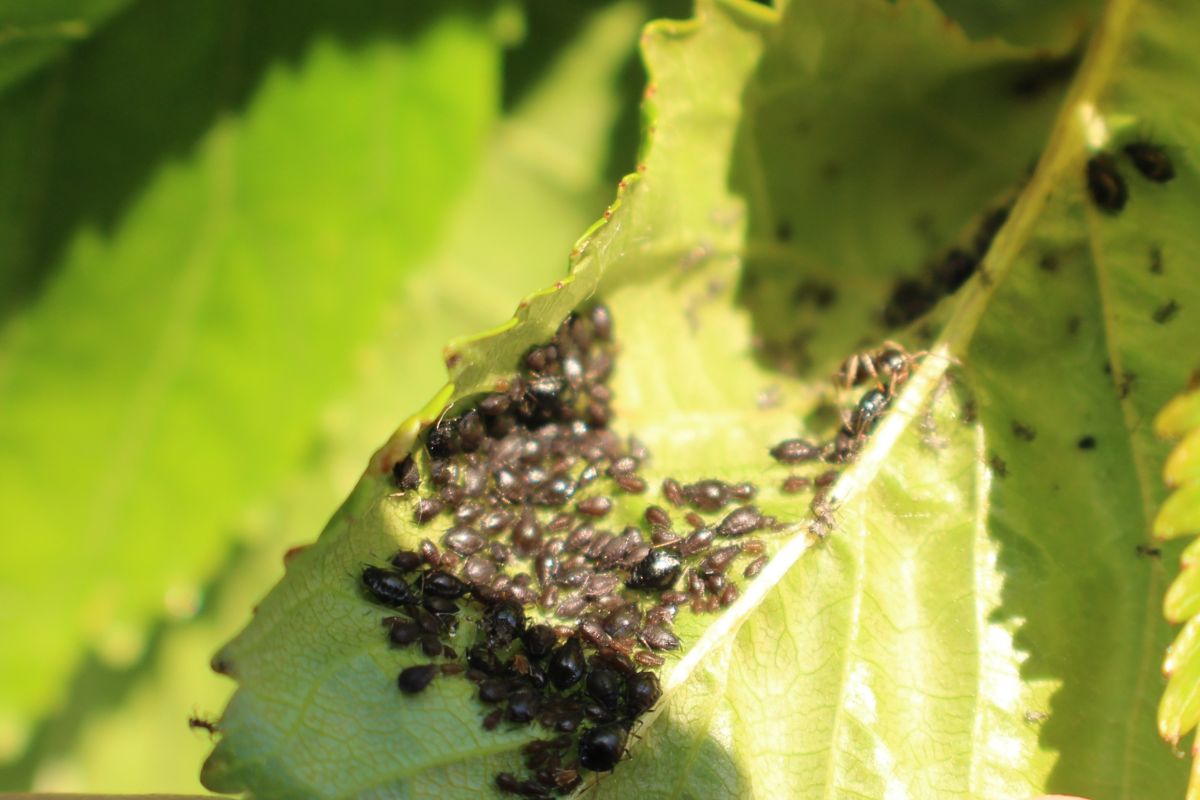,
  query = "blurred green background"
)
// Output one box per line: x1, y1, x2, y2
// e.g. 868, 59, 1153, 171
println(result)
0, 0, 686, 792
